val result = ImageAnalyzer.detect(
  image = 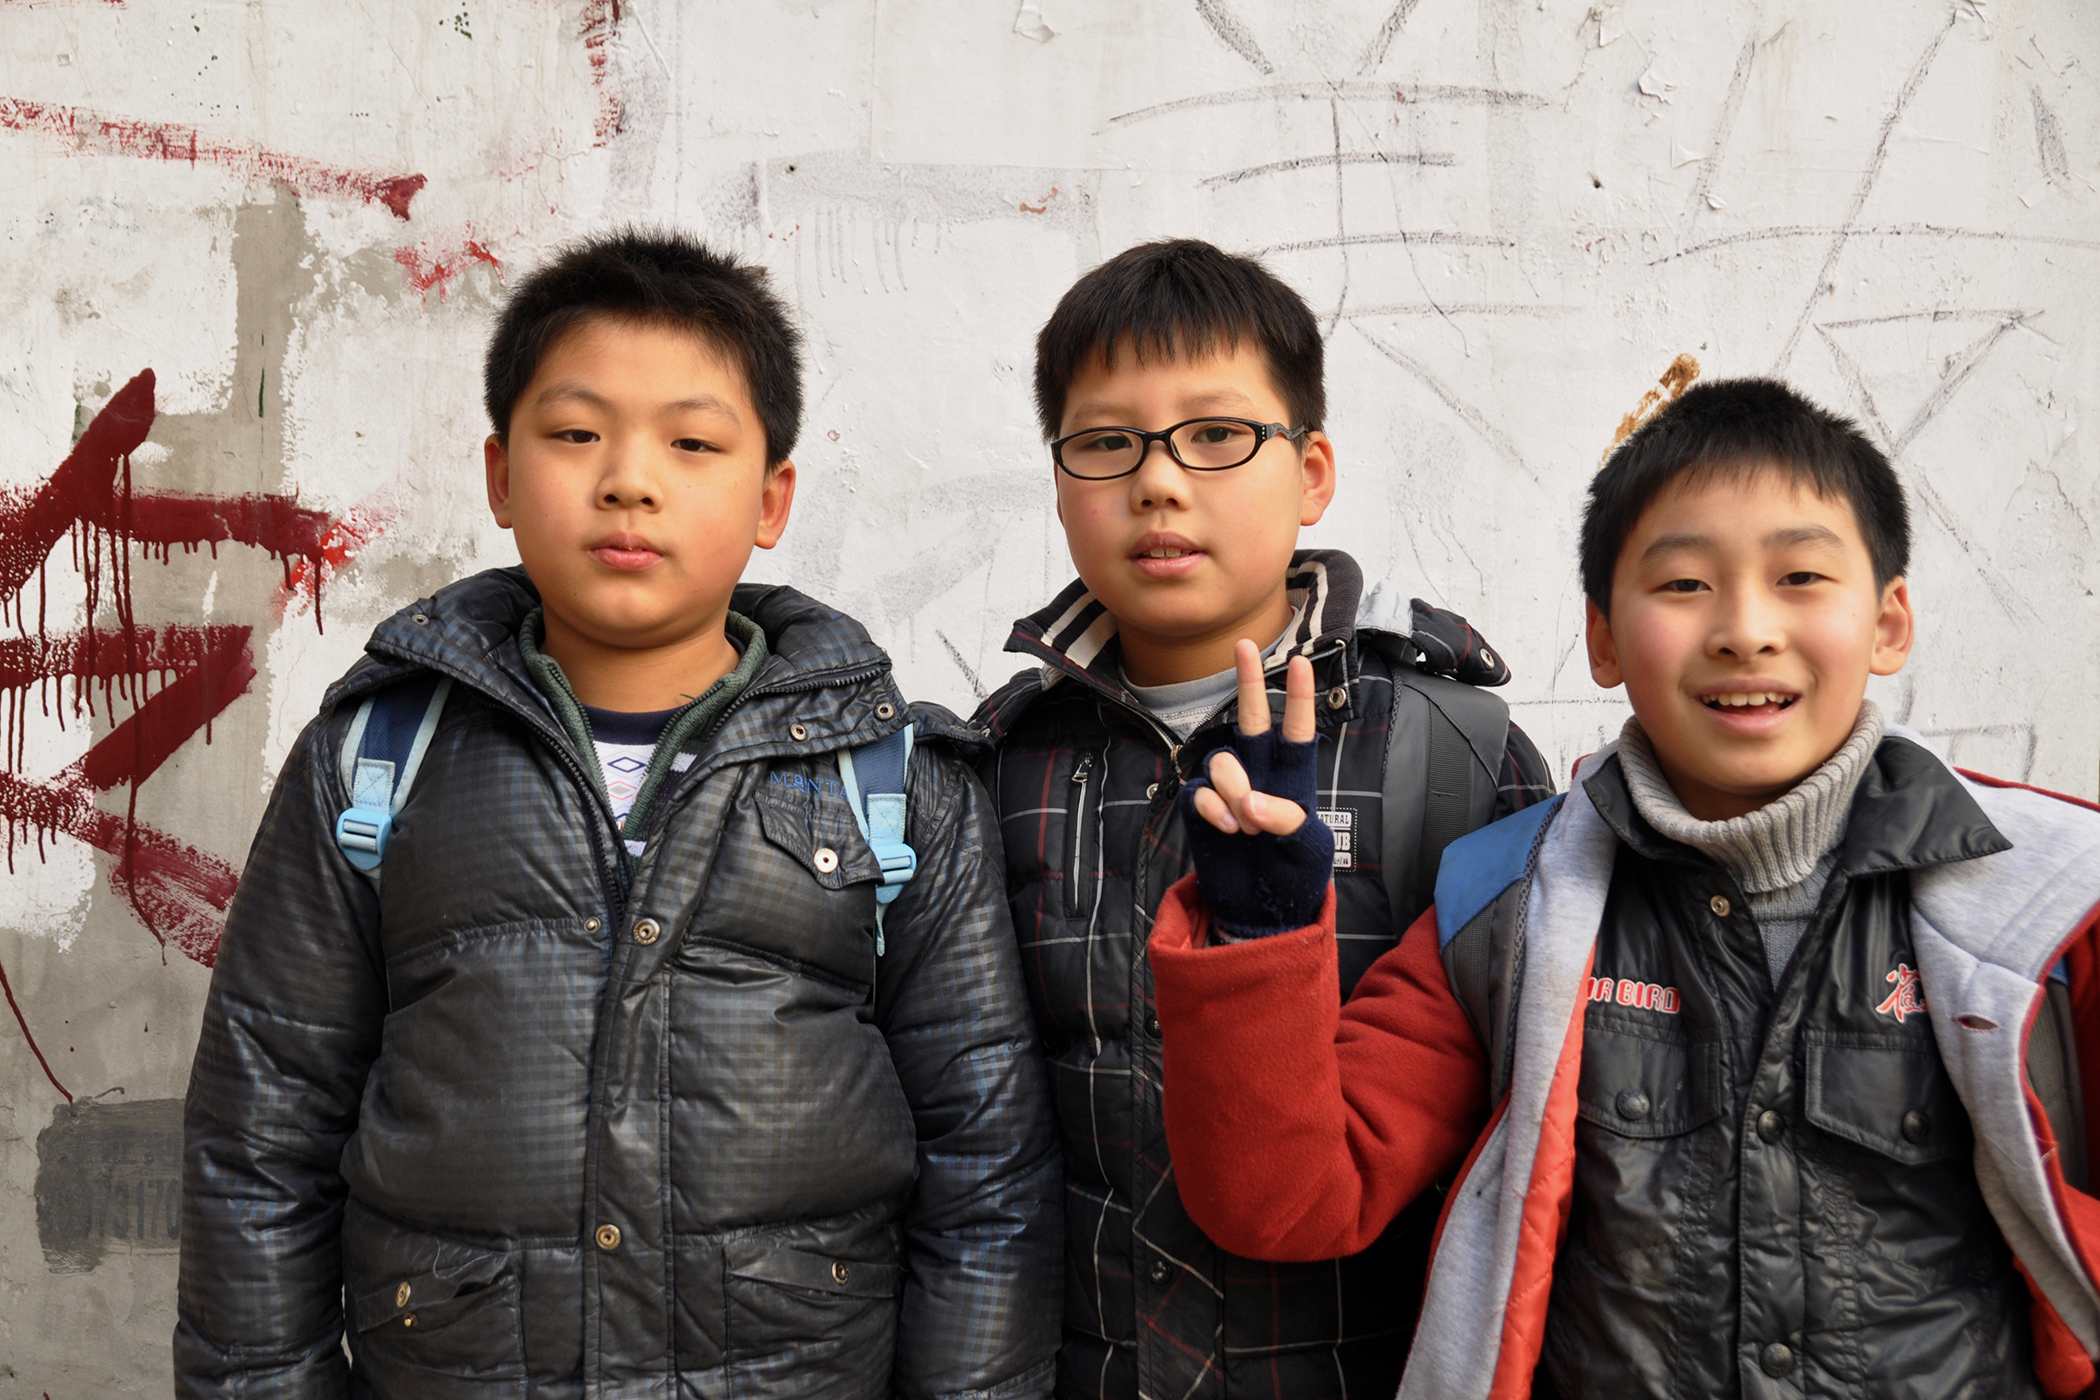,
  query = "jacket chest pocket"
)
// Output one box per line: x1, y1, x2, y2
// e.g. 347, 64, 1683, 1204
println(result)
1576, 1019, 1725, 1139
1803, 1034, 1968, 1165
1063, 750, 1101, 918
680, 776, 882, 990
